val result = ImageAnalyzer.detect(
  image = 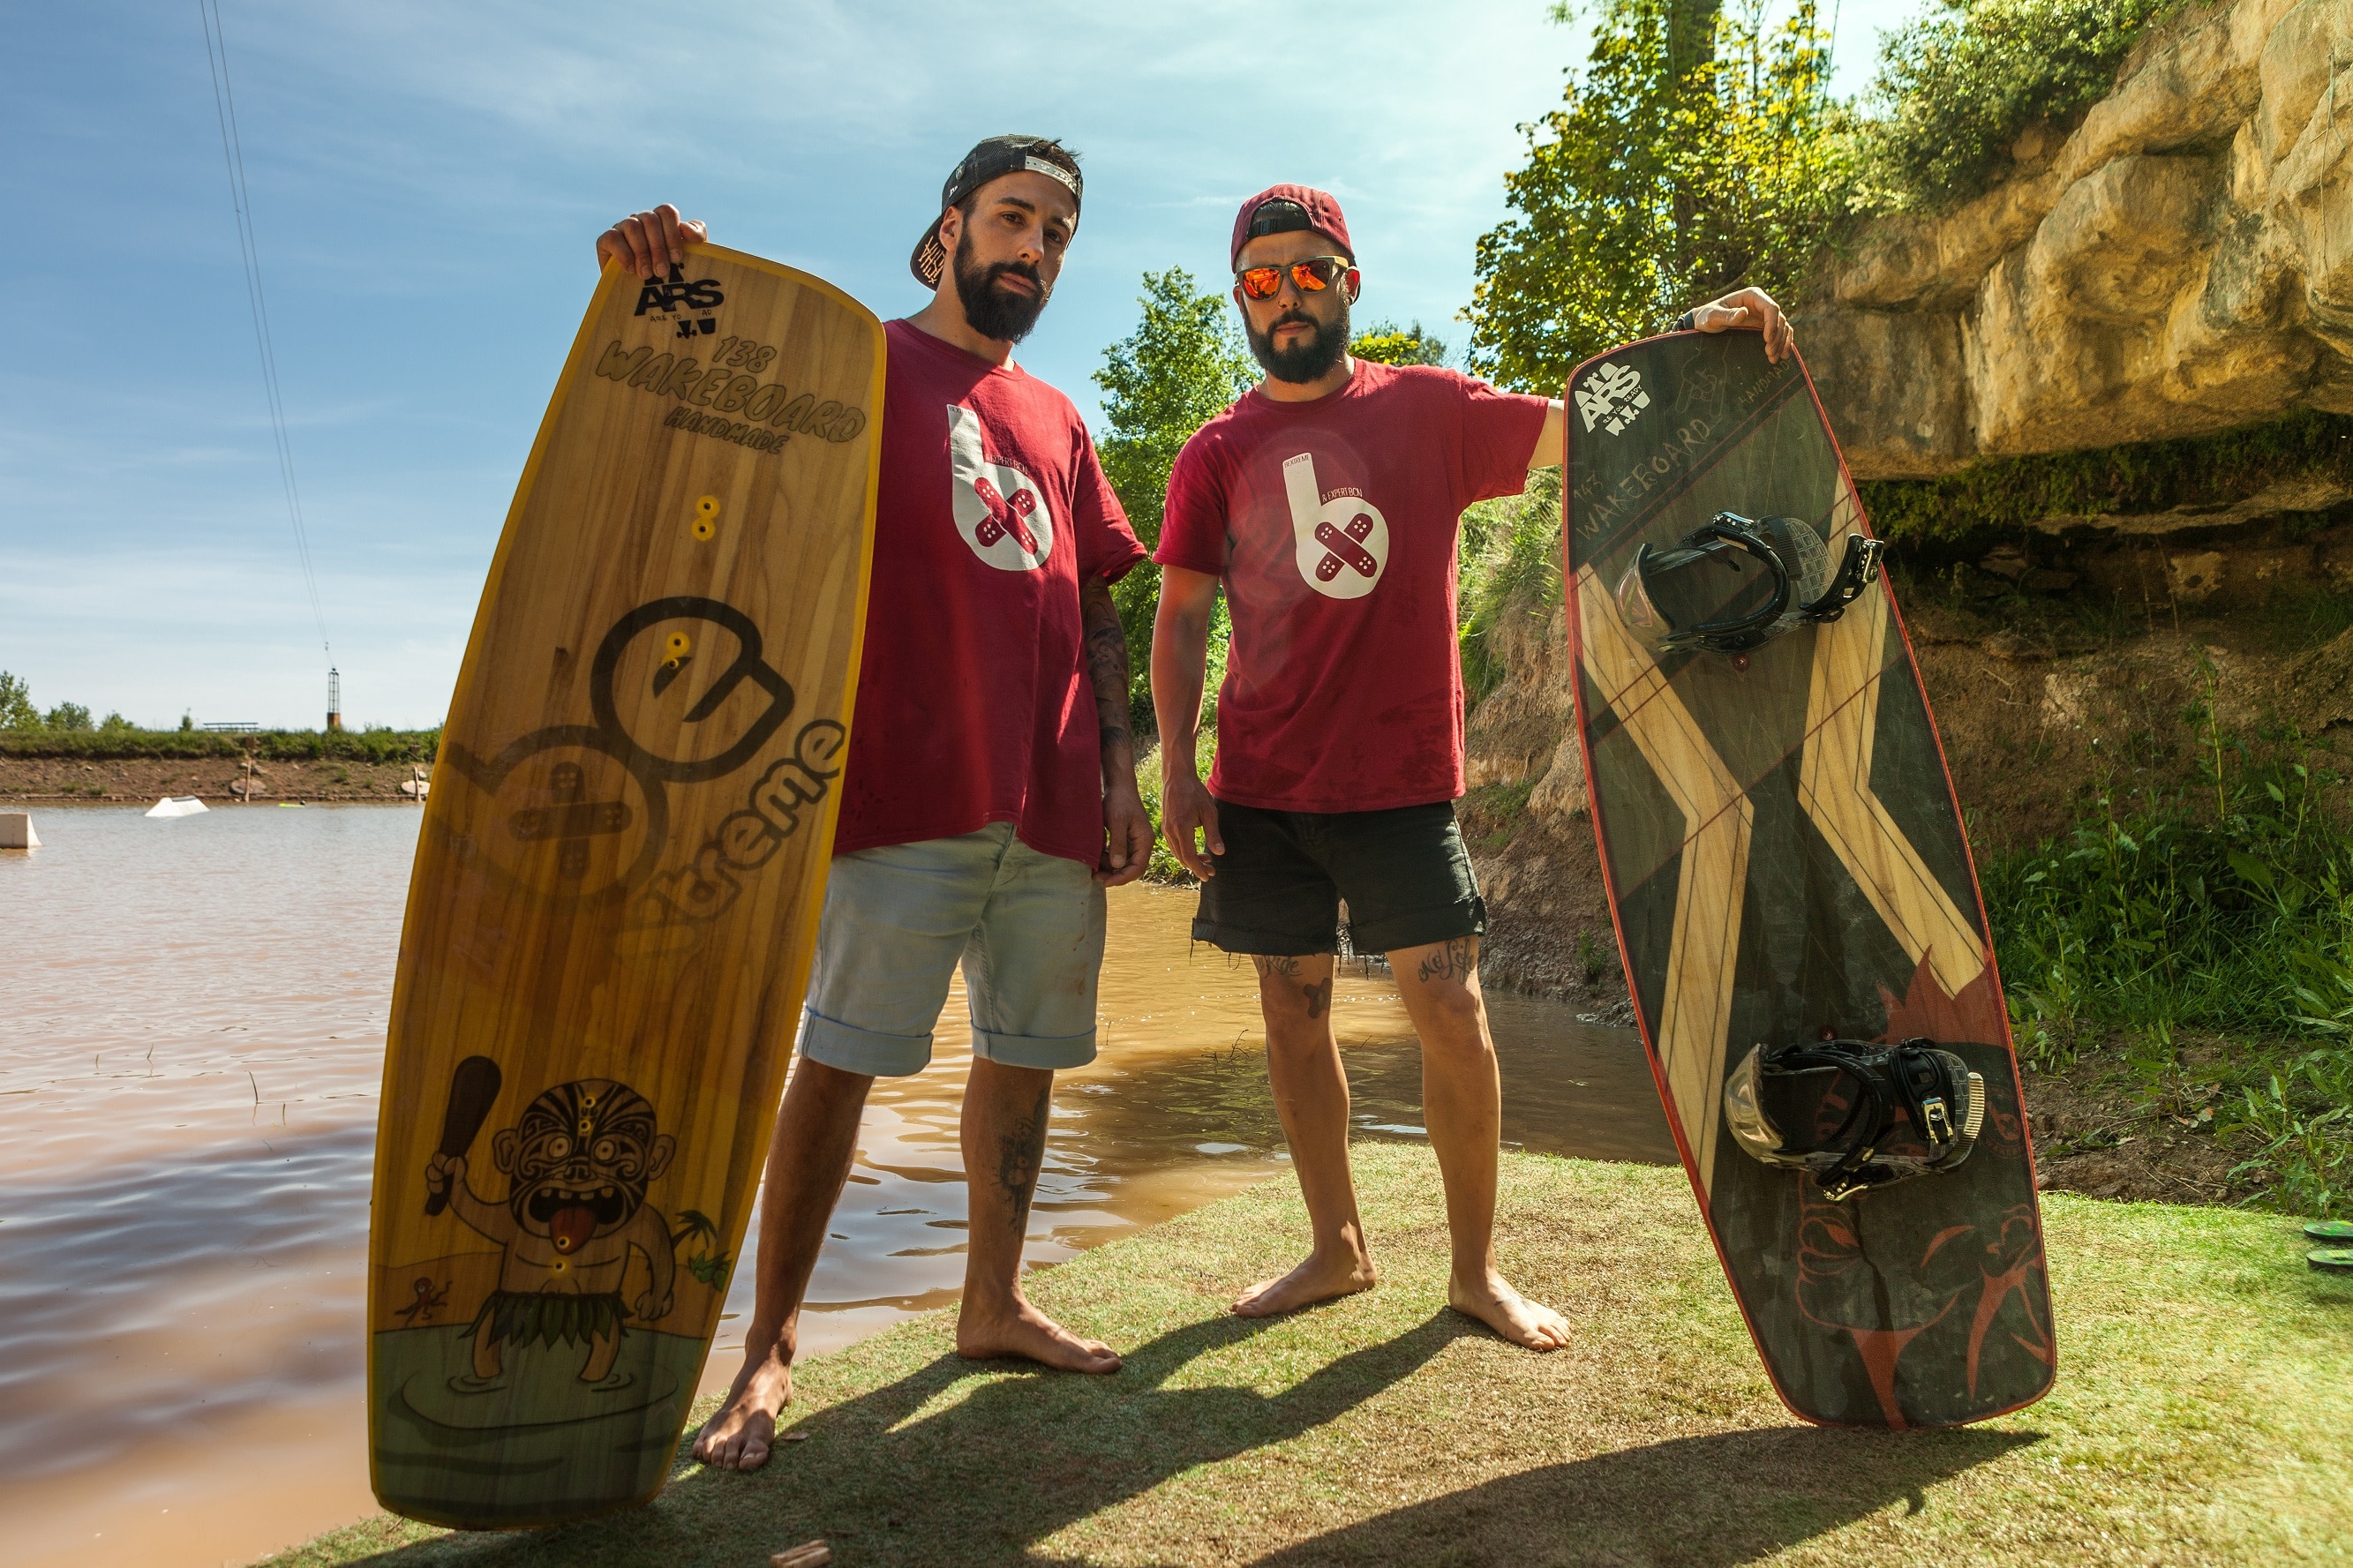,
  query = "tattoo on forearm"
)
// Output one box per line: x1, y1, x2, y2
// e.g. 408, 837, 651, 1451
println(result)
994, 1080, 1052, 1234
1079, 579, 1131, 750
1415, 937, 1478, 987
